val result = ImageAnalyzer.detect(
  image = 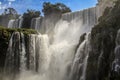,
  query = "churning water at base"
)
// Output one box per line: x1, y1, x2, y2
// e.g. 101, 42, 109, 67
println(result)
4, 7, 97, 80
4, 19, 91, 80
